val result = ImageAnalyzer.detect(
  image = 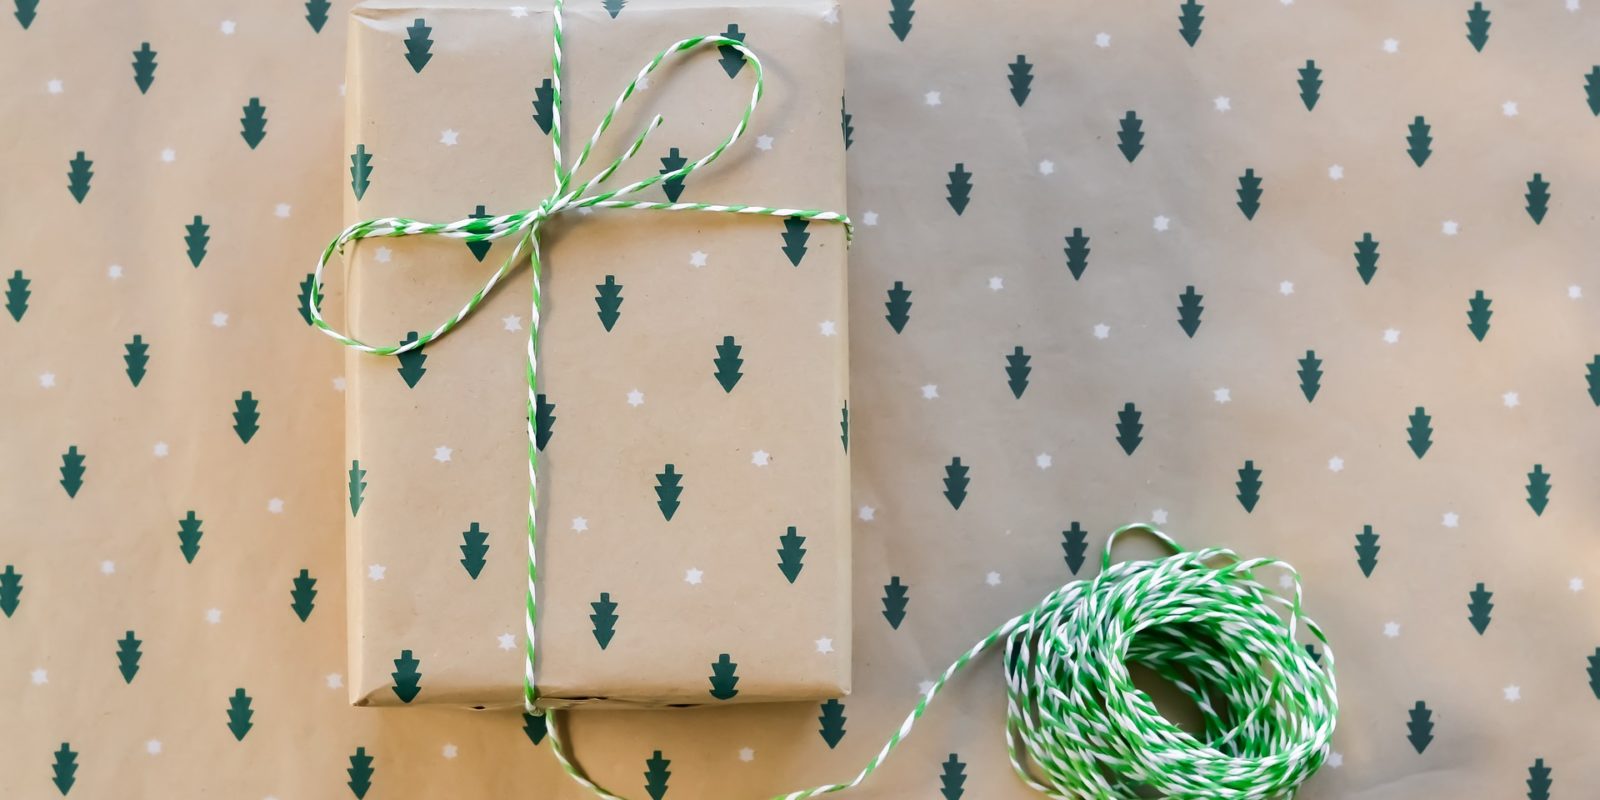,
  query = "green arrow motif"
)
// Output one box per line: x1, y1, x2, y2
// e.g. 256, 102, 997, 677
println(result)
1525, 464, 1551, 516
1117, 111, 1144, 162
1355, 525, 1379, 577
1177, 286, 1204, 337
1178, 0, 1204, 46
348, 461, 366, 516
535, 394, 556, 451
781, 217, 810, 266
1525, 173, 1550, 224
818, 699, 847, 748
116, 630, 142, 683
1116, 403, 1143, 455
942, 457, 969, 509
1526, 758, 1552, 800
1406, 116, 1432, 167
226, 688, 254, 740
298, 273, 322, 326
654, 464, 683, 521
659, 147, 687, 203
240, 98, 268, 149
350, 144, 373, 200
708, 654, 739, 700
460, 522, 489, 579
1465, 2, 1491, 52
1063, 228, 1090, 280
0, 565, 21, 617
347, 747, 374, 798
1407, 407, 1433, 458
1236, 168, 1262, 220
124, 335, 150, 387
132, 43, 157, 93
522, 713, 547, 745
940, 754, 967, 800
945, 163, 972, 215
1236, 460, 1262, 512
1298, 350, 1322, 402
590, 592, 618, 649
59, 446, 85, 498
888, 0, 913, 41
233, 391, 261, 443
884, 281, 912, 333
403, 18, 433, 72
532, 78, 555, 135
1468, 583, 1493, 634
1354, 233, 1380, 284
466, 205, 493, 261
717, 24, 747, 78
713, 336, 743, 392
51, 743, 77, 796
881, 577, 908, 629
5, 269, 29, 321
595, 276, 624, 331
67, 151, 93, 203
777, 526, 806, 583
644, 750, 670, 800
1466, 291, 1492, 341
395, 331, 427, 388
291, 569, 317, 621
391, 650, 422, 703
1297, 60, 1321, 110
1005, 346, 1031, 398
306, 0, 331, 32
1406, 701, 1434, 753
185, 215, 210, 267
1007, 55, 1033, 106
1061, 523, 1088, 575
177, 511, 203, 563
